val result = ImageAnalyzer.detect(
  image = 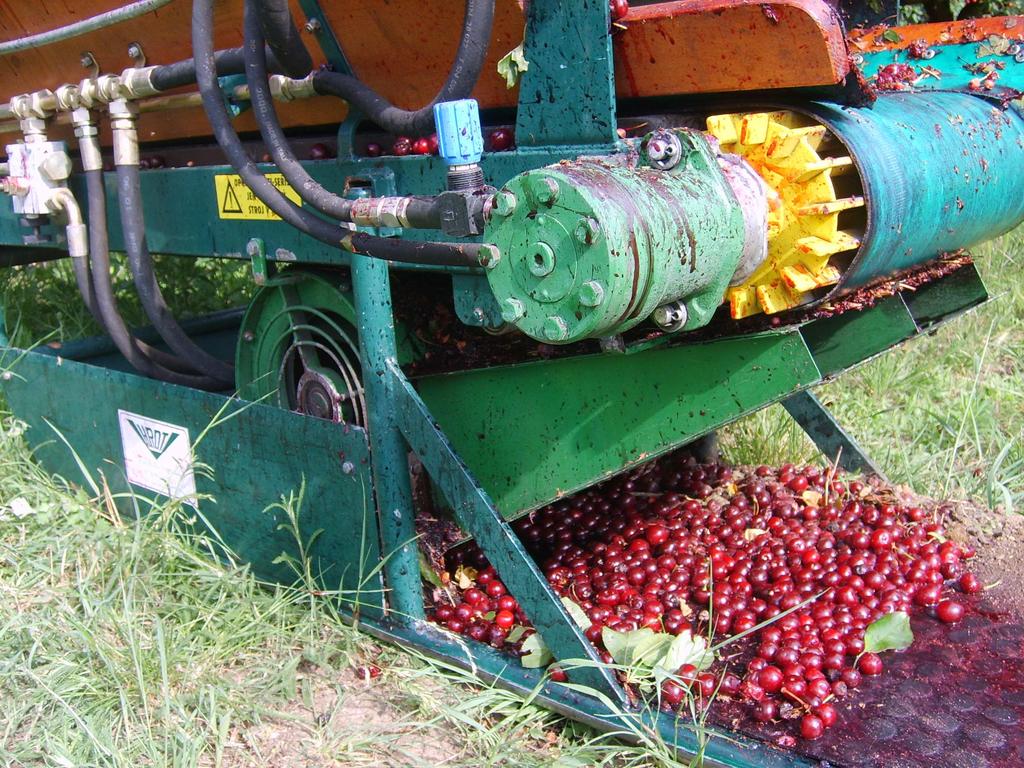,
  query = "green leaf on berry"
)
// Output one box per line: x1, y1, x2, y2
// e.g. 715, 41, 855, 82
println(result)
497, 42, 529, 89
520, 632, 553, 668
864, 611, 914, 654
561, 597, 592, 631
506, 625, 528, 644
